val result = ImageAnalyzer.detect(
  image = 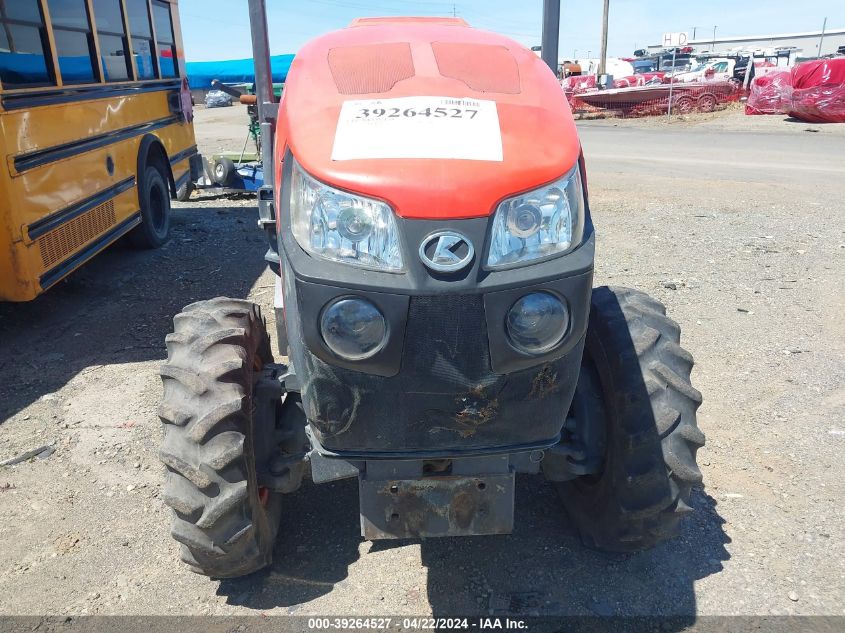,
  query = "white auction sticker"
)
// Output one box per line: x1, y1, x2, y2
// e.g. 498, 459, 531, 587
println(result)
331, 96, 503, 162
